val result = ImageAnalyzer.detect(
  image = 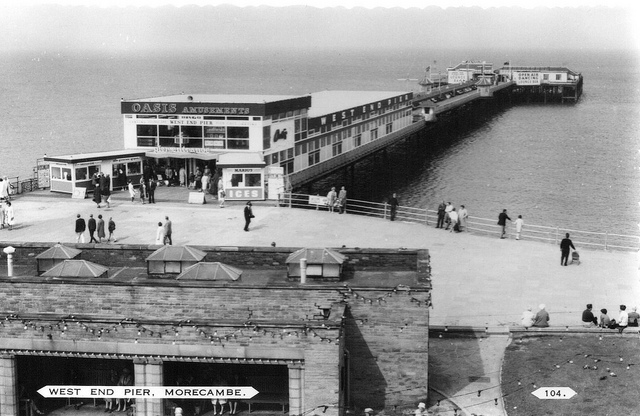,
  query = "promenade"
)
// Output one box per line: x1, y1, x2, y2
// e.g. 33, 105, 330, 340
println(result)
1, 187, 638, 416
2, 187, 637, 329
